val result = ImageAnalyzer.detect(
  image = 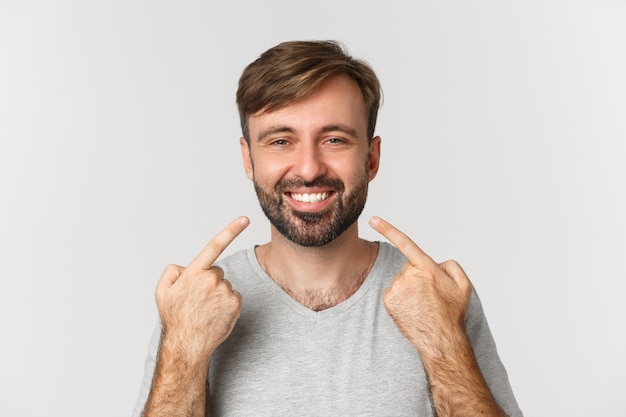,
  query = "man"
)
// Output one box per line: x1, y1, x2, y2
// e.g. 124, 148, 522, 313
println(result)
132, 40, 523, 417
